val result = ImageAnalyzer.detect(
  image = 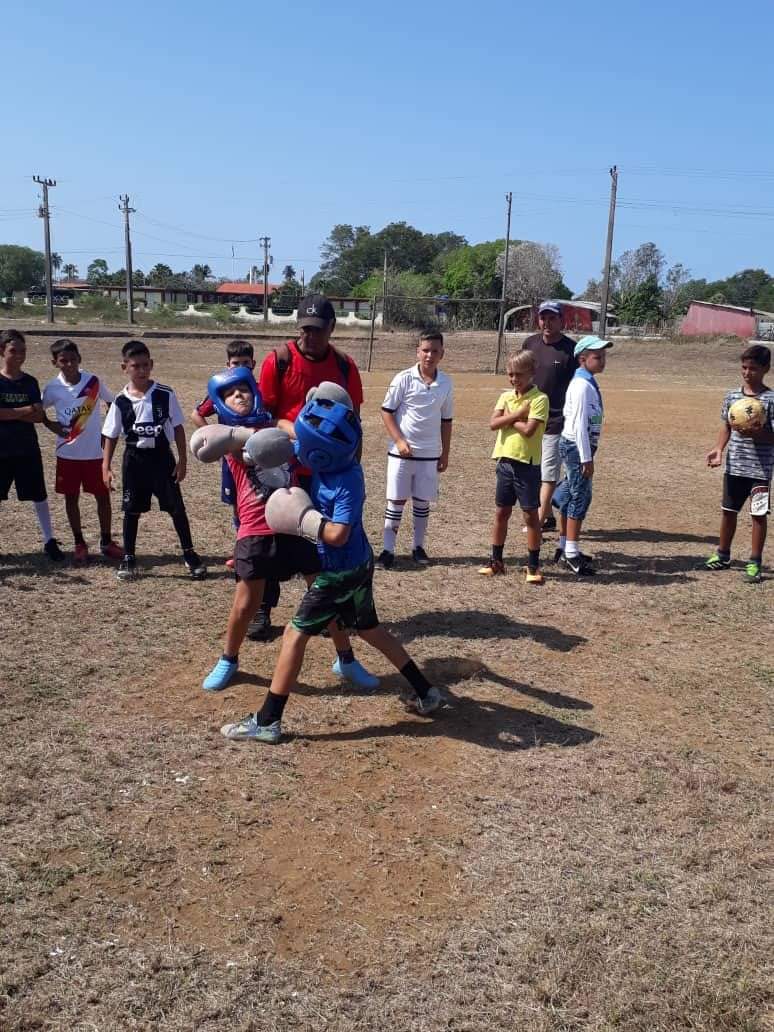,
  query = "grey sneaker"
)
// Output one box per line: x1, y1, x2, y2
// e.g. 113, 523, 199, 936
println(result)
117, 556, 138, 581
403, 685, 442, 716
220, 713, 282, 744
